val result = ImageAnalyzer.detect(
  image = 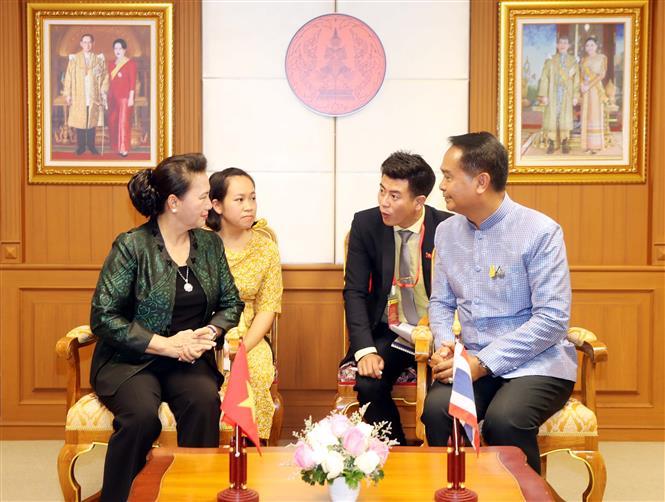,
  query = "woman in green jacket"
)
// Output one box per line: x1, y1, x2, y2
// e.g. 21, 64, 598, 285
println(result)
90, 153, 244, 501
